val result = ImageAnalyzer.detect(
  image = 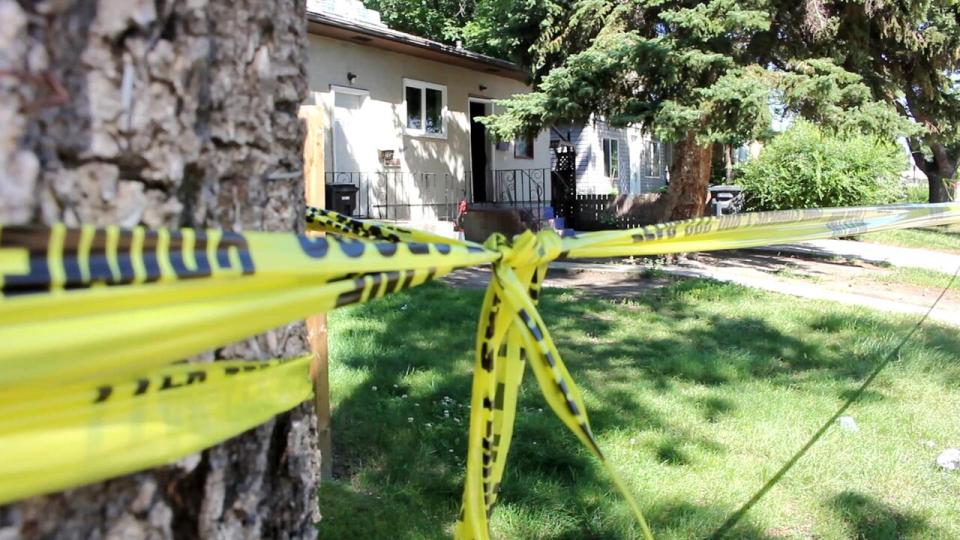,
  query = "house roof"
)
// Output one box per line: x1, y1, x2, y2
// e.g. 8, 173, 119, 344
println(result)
306, 10, 529, 82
